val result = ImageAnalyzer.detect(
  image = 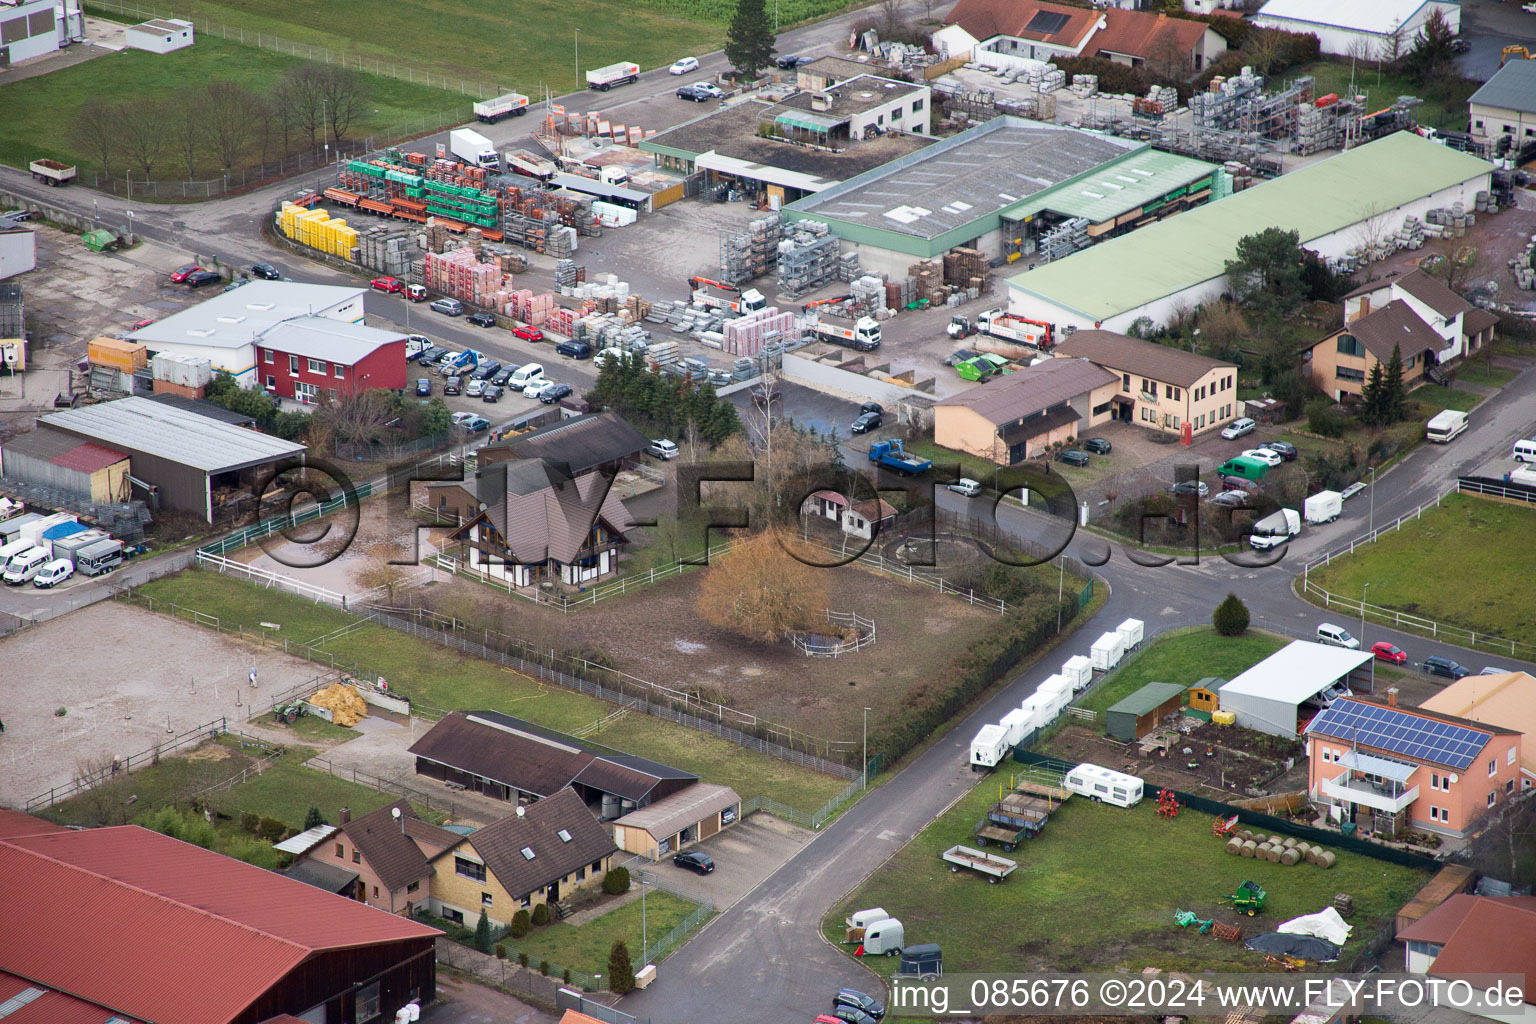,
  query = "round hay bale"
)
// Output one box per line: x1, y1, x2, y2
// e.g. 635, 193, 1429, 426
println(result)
1238, 829, 1253, 841
1281, 848, 1302, 866
1282, 837, 1298, 849
1251, 834, 1268, 846
1303, 846, 1318, 864
1268, 846, 1283, 863
1318, 850, 1337, 869
1309, 845, 1326, 864
1240, 840, 1257, 858
1256, 844, 1274, 862
1227, 838, 1244, 856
